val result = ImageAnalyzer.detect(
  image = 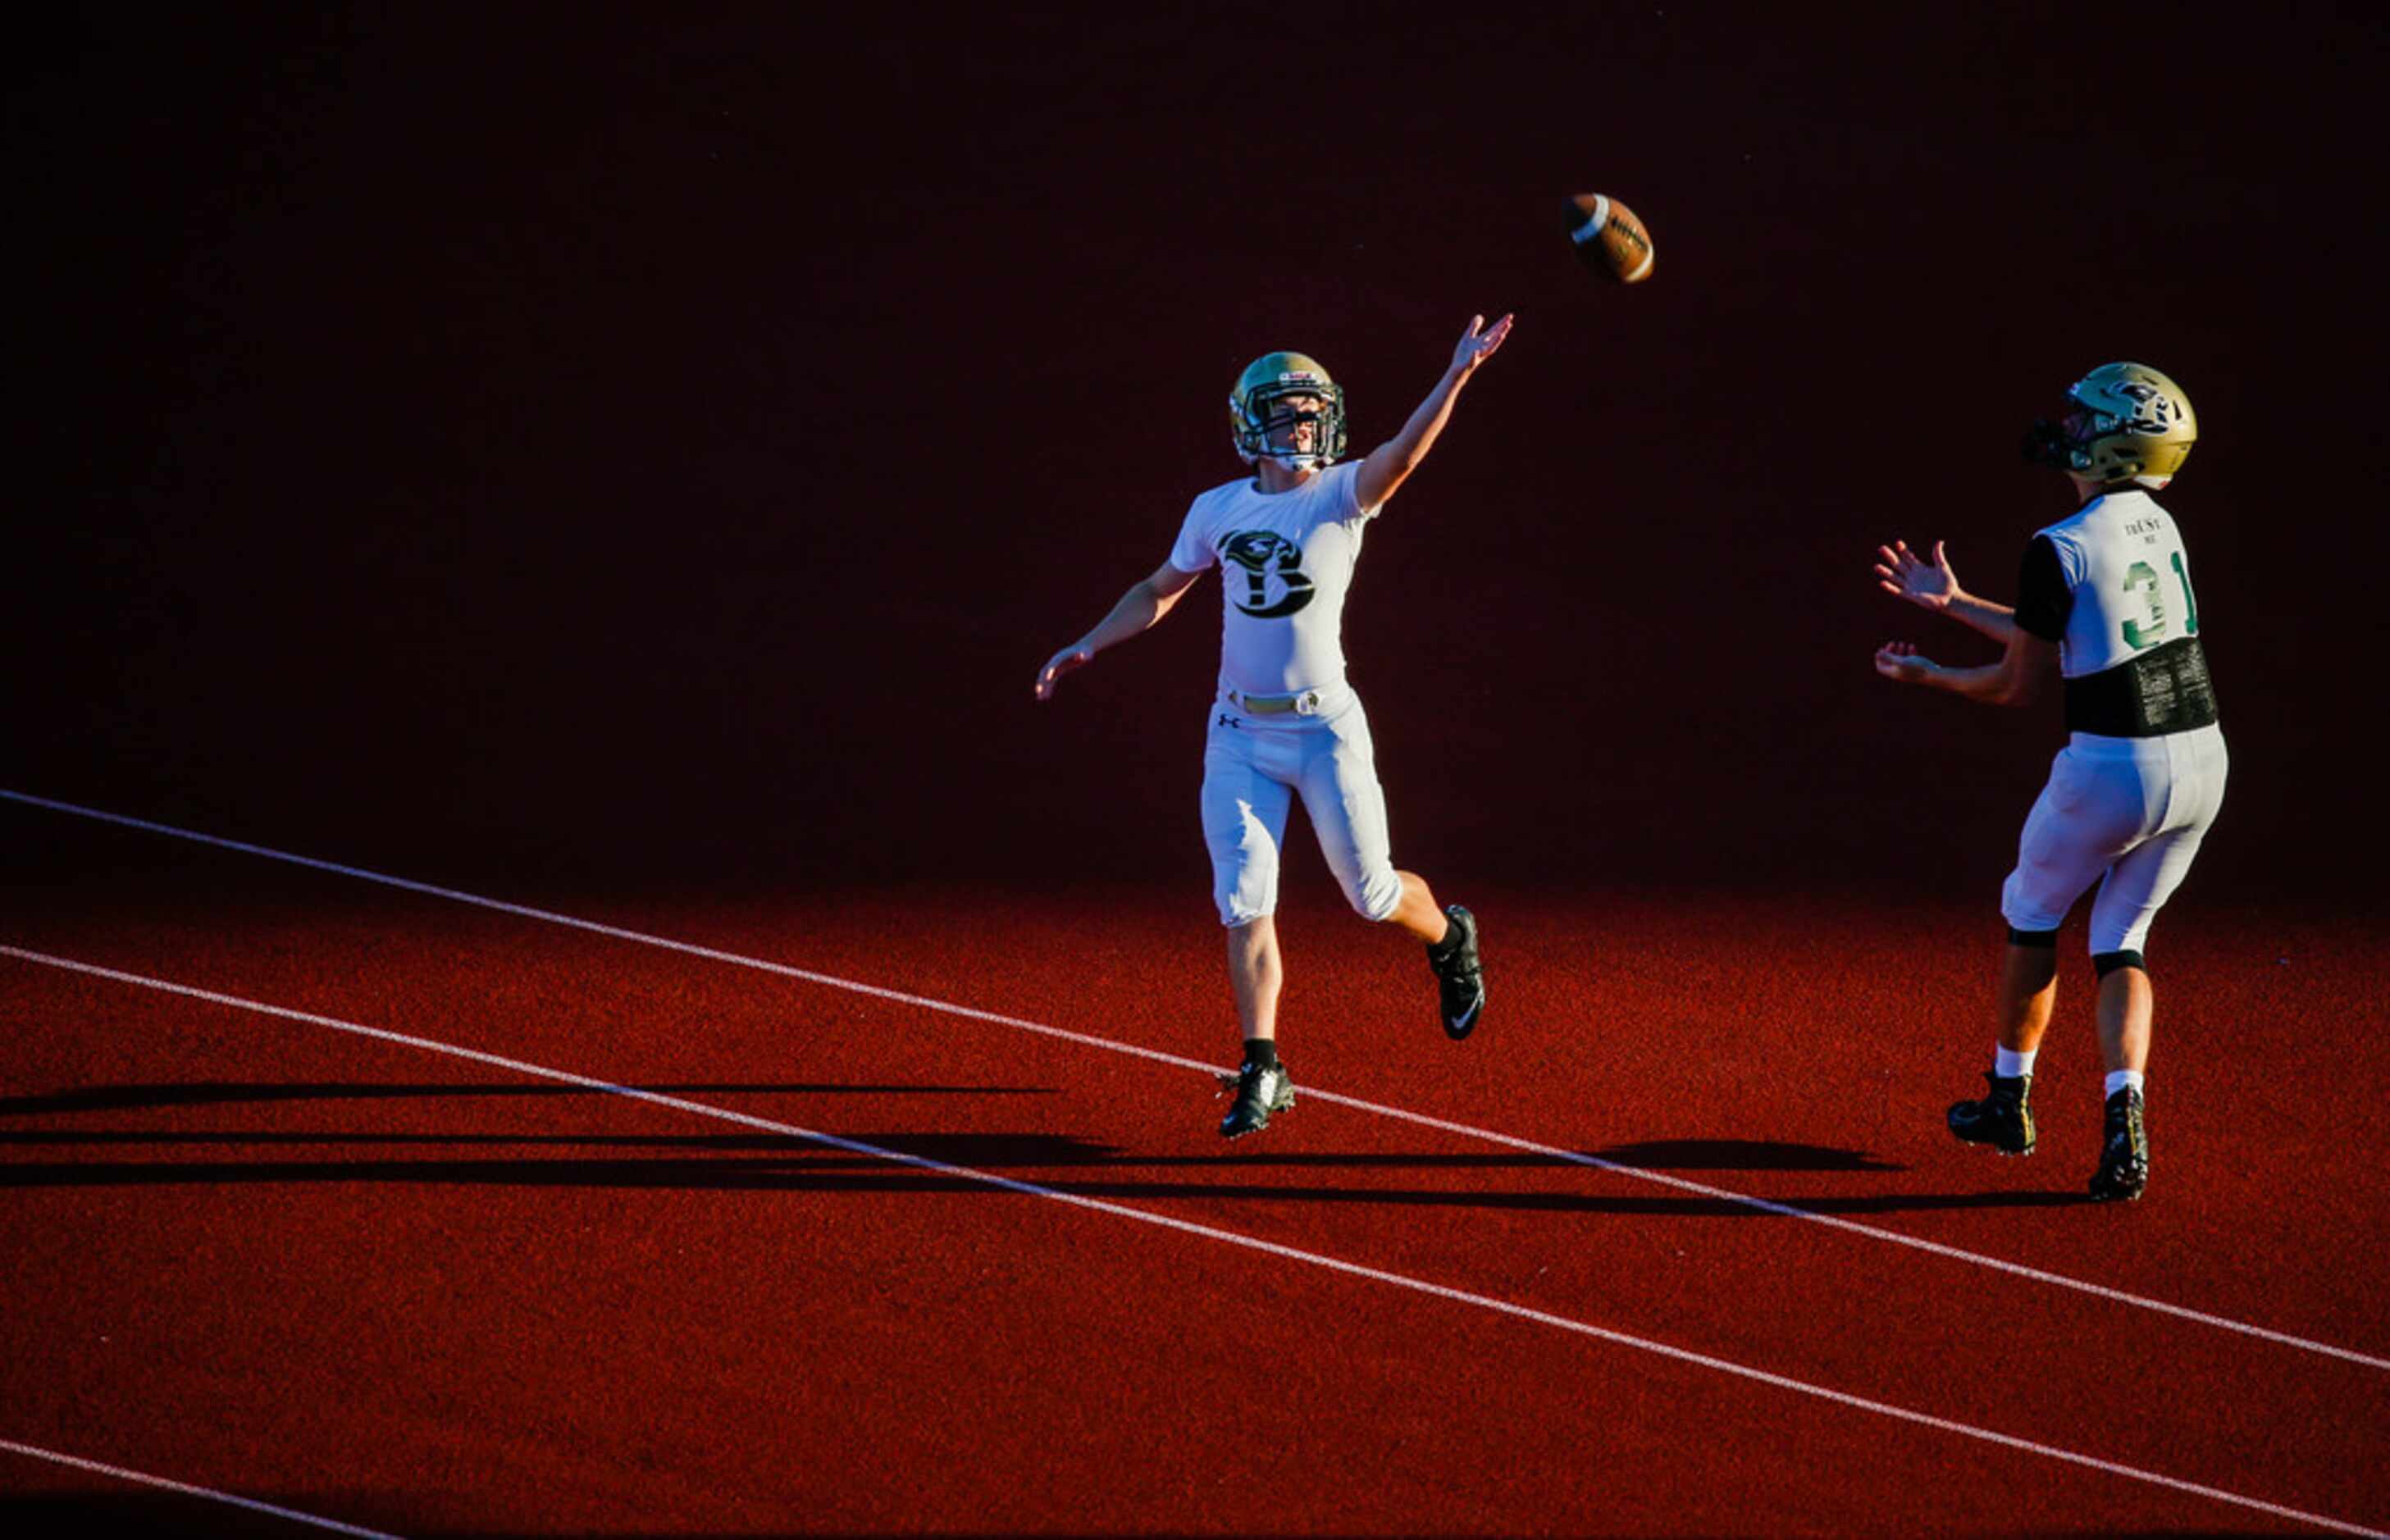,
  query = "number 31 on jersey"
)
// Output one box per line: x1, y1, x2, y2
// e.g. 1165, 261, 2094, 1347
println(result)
2122, 553, 2201, 651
